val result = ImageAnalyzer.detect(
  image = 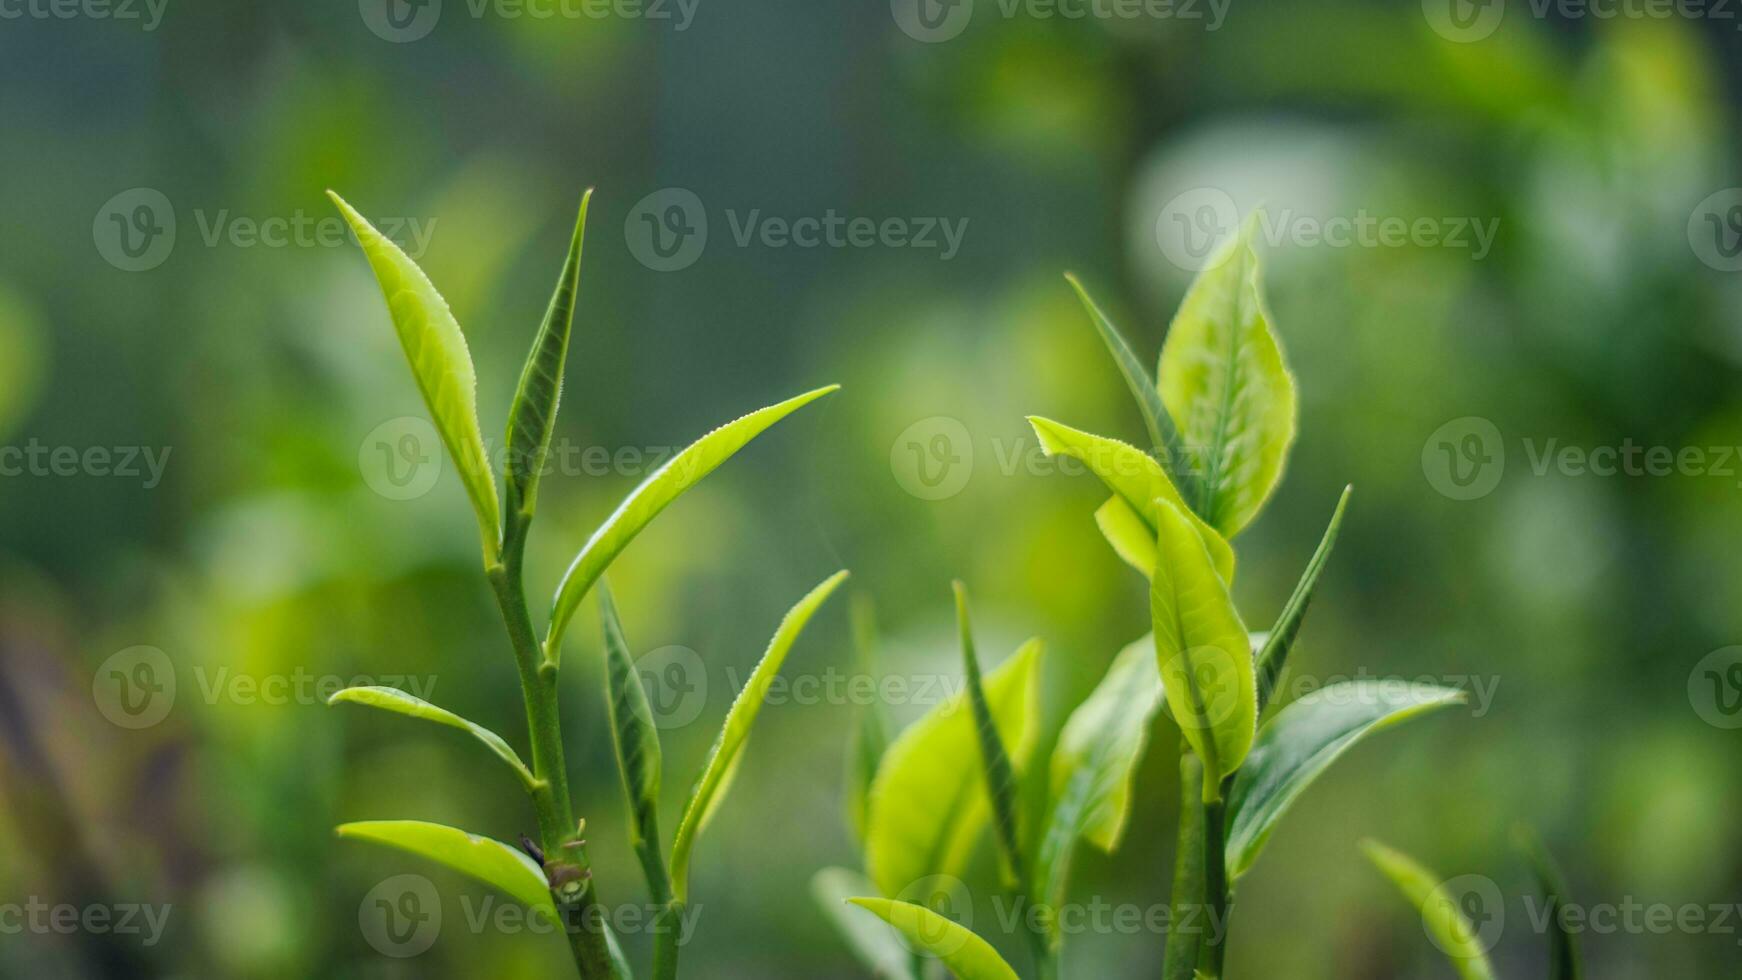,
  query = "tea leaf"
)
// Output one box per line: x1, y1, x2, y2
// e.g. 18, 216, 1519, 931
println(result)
954, 581, 1026, 891
1361, 840, 1498, 980
337, 820, 557, 919
1162, 753, 1206, 980
544, 385, 841, 665
1158, 217, 1296, 539
811, 868, 918, 980
1065, 273, 1184, 484
1150, 498, 1255, 798
1517, 827, 1582, 980
1254, 485, 1352, 715
1227, 682, 1464, 880
845, 898, 1019, 980
845, 594, 892, 846
1034, 637, 1166, 943
329, 191, 501, 563
668, 570, 848, 902
600, 581, 664, 881
865, 638, 1044, 899
327, 686, 536, 792
1028, 416, 1234, 584
504, 190, 590, 525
